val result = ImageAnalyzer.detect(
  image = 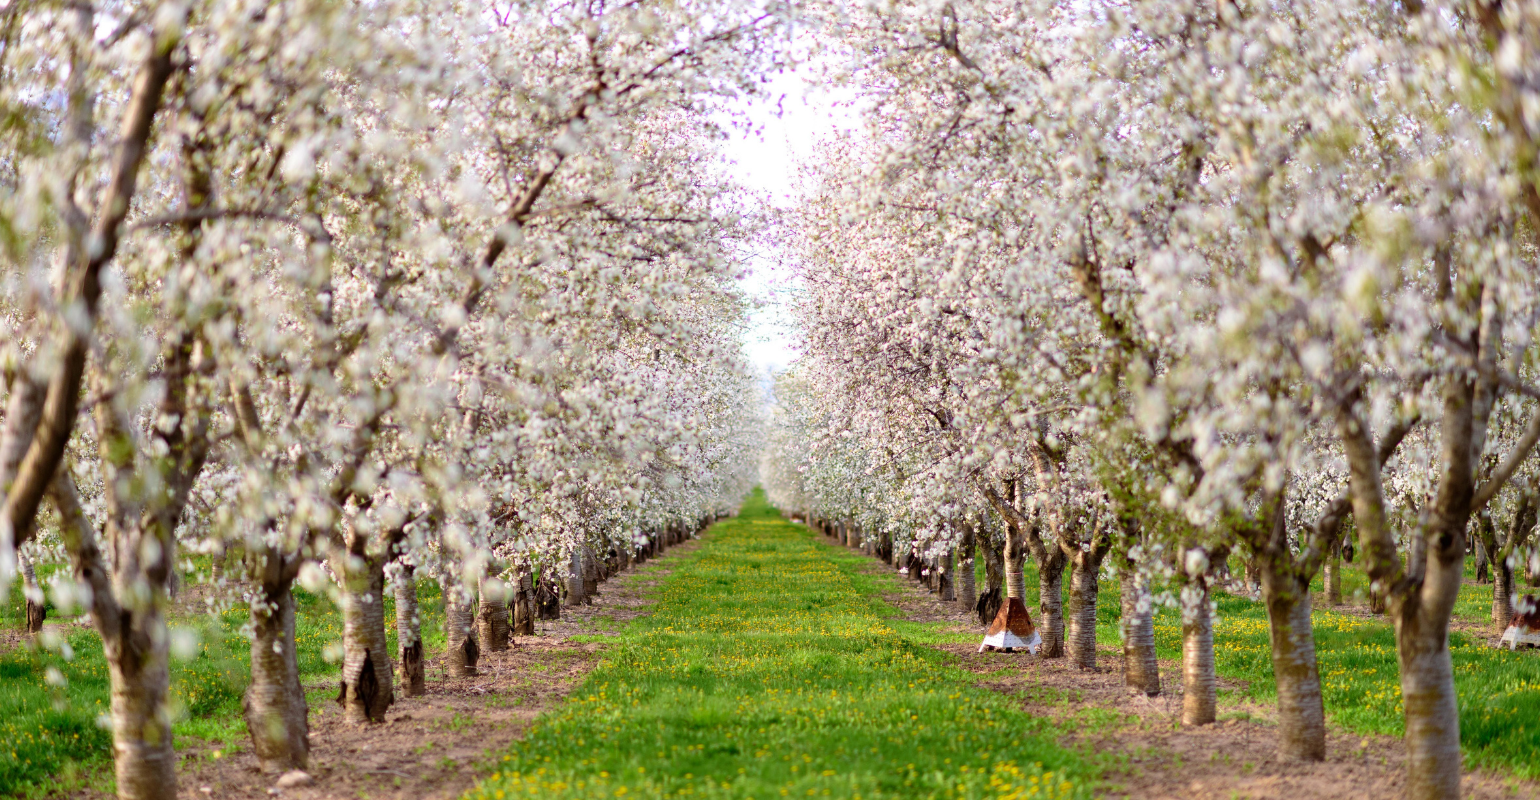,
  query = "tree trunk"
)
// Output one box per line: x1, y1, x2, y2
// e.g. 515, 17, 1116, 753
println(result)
1066, 550, 1102, 670
1474, 534, 1490, 584
50, 473, 181, 800
1494, 556, 1514, 630
478, 574, 510, 652
565, 548, 586, 607
444, 582, 480, 678
1398, 610, 1461, 800
1181, 578, 1216, 726
1037, 562, 1066, 659
512, 567, 536, 636
244, 579, 308, 770
395, 565, 426, 697
582, 546, 600, 600
1324, 550, 1343, 607
958, 526, 977, 611
1119, 567, 1159, 696
535, 570, 561, 620
107, 618, 177, 800
338, 553, 393, 722
1260, 568, 1326, 761
940, 549, 956, 602
982, 533, 1003, 598
20, 548, 45, 635
1368, 584, 1388, 614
